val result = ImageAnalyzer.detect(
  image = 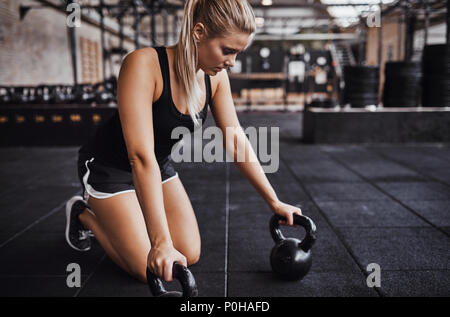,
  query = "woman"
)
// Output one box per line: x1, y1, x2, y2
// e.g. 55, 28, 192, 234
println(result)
65, 0, 302, 284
